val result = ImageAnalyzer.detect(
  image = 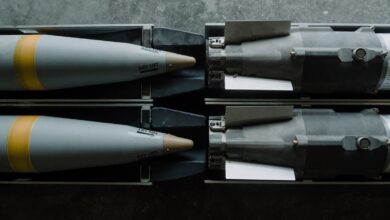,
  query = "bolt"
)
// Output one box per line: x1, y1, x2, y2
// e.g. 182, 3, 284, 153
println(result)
357, 137, 371, 150
353, 48, 366, 62
290, 49, 296, 56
